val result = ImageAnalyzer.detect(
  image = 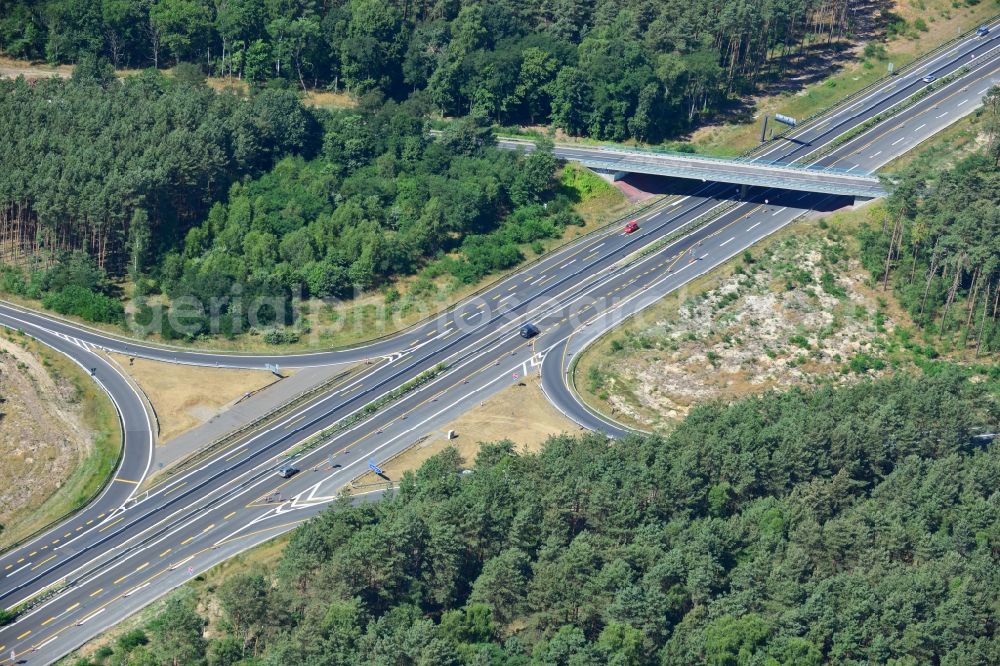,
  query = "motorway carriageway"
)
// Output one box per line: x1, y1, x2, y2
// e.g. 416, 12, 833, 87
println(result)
2, 18, 1000, 664
541, 28, 1000, 432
